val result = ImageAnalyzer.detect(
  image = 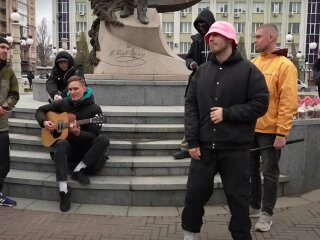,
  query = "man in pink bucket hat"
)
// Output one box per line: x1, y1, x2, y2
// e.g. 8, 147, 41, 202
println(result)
181, 21, 269, 240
